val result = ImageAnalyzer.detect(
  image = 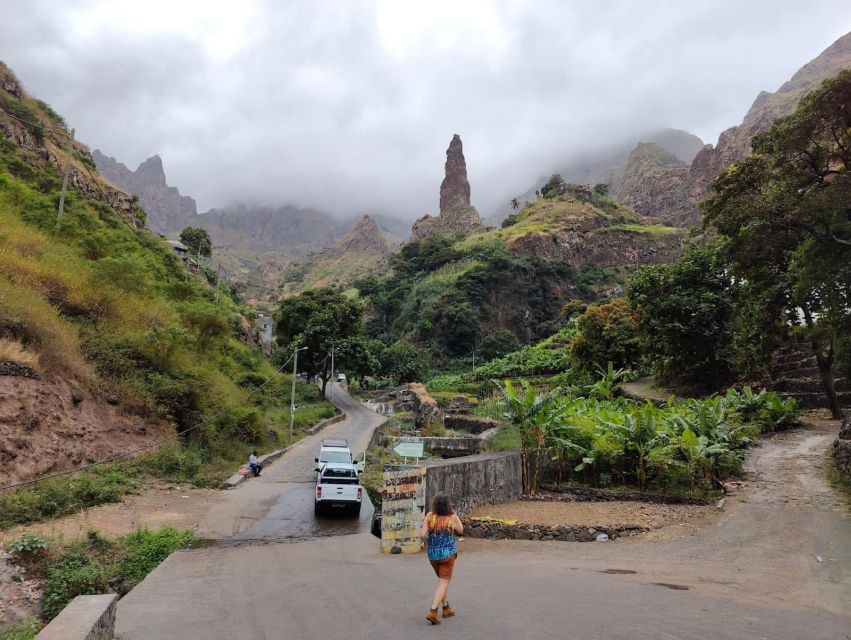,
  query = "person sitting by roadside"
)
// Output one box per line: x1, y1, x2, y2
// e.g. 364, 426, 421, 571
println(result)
248, 451, 262, 477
